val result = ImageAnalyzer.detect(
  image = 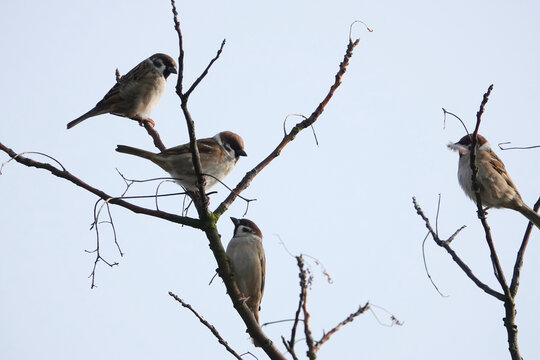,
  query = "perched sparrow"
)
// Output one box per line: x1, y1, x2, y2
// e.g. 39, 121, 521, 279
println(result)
67, 53, 177, 129
448, 134, 540, 228
226, 217, 266, 324
115, 131, 247, 191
